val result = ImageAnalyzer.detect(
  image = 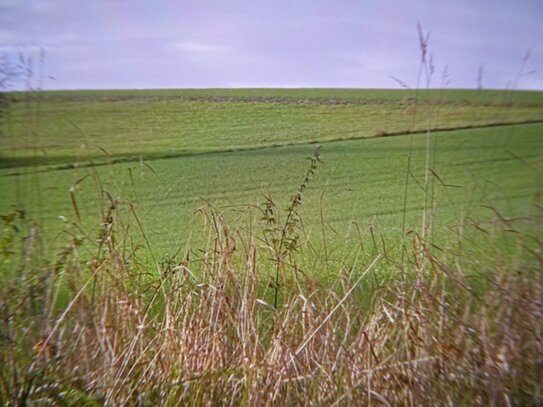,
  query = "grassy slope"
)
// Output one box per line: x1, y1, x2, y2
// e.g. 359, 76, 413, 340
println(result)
2, 121, 542, 264
2, 89, 542, 169
1, 88, 542, 264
